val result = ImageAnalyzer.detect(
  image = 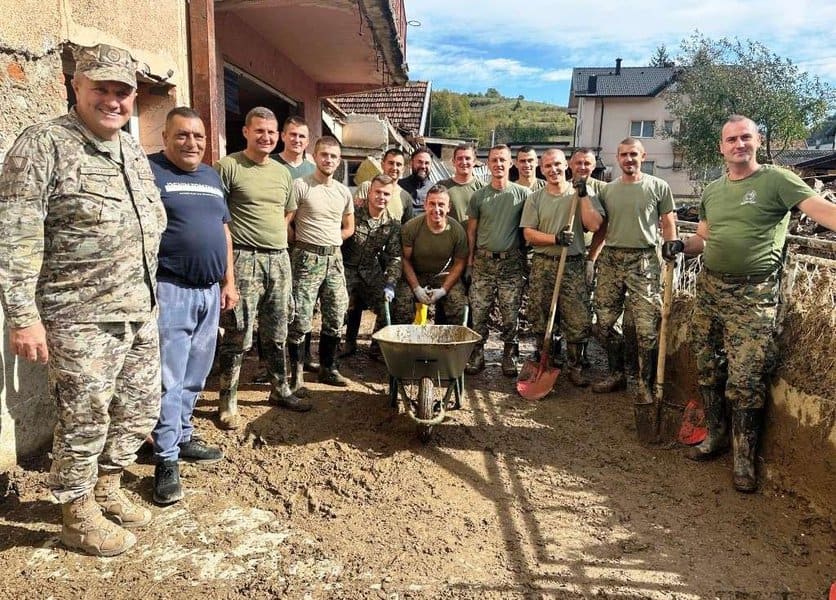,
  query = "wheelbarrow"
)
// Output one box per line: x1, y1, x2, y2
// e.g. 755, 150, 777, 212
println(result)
372, 303, 481, 443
